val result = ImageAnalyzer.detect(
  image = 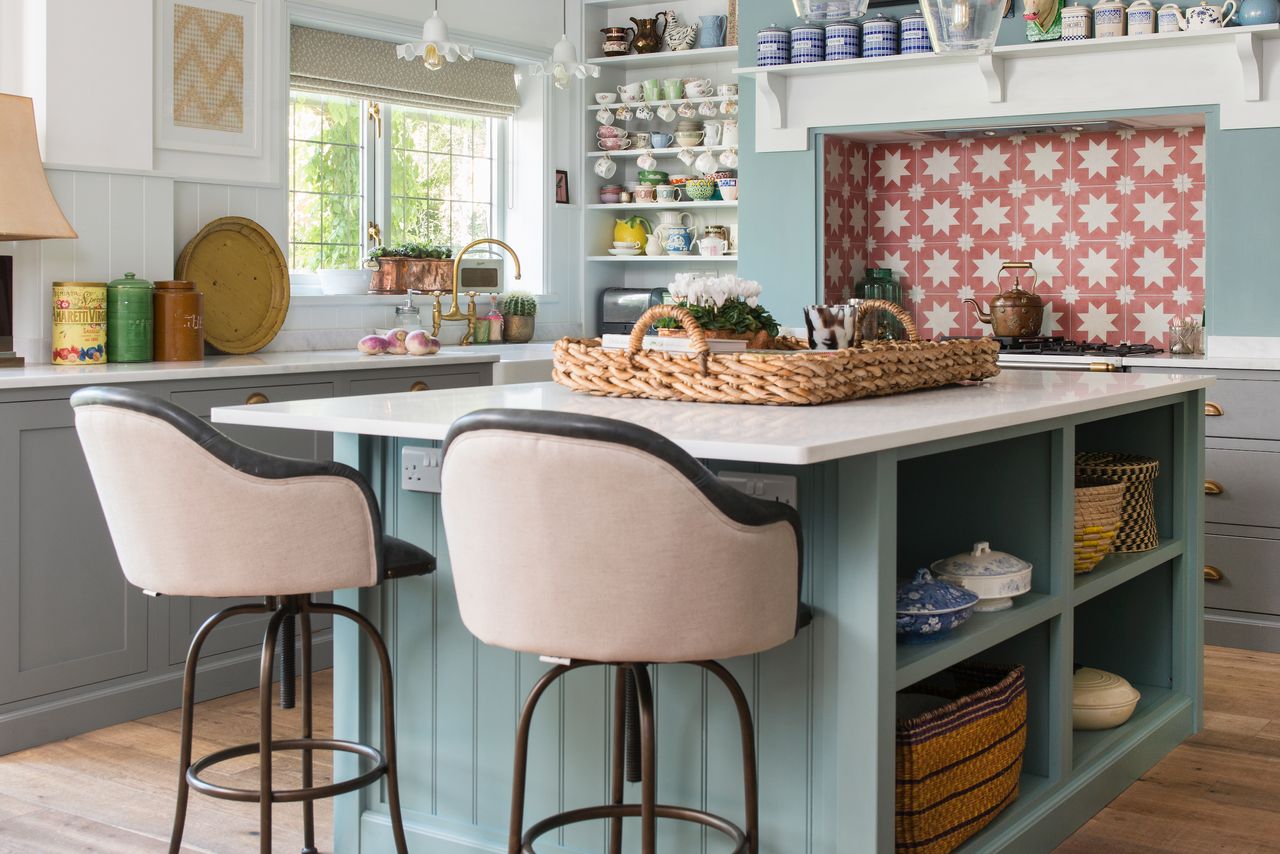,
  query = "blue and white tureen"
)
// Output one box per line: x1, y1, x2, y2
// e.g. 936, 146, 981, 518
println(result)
931, 541, 1033, 613
896, 568, 979, 643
